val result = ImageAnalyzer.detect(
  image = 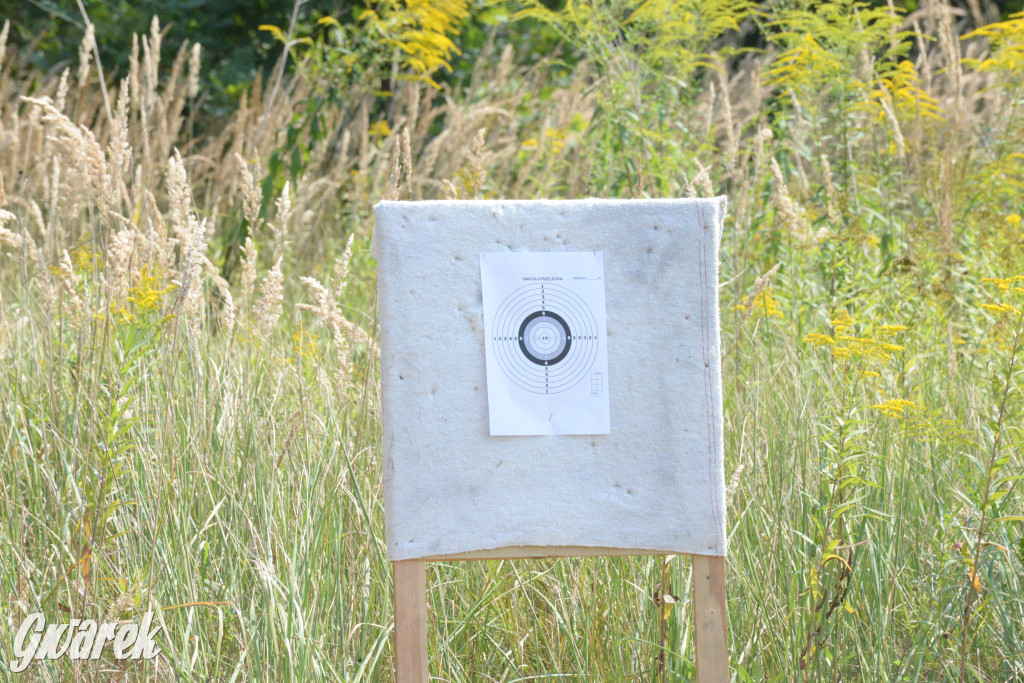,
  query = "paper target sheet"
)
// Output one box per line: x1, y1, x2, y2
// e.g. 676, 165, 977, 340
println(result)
481, 252, 610, 435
